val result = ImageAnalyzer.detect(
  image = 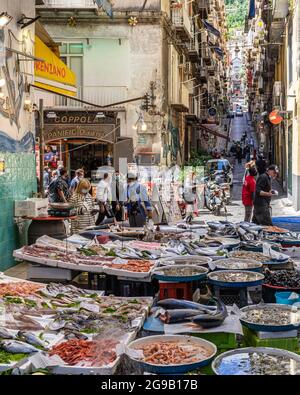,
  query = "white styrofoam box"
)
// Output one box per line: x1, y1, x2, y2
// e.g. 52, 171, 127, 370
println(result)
15, 198, 48, 218
27, 265, 74, 281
